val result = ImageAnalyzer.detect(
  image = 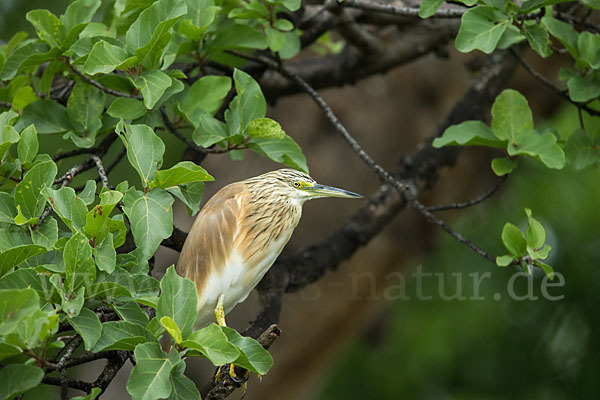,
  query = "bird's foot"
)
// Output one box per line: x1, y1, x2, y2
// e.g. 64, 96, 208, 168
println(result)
214, 363, 249, 386
214, 294, 227, 327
